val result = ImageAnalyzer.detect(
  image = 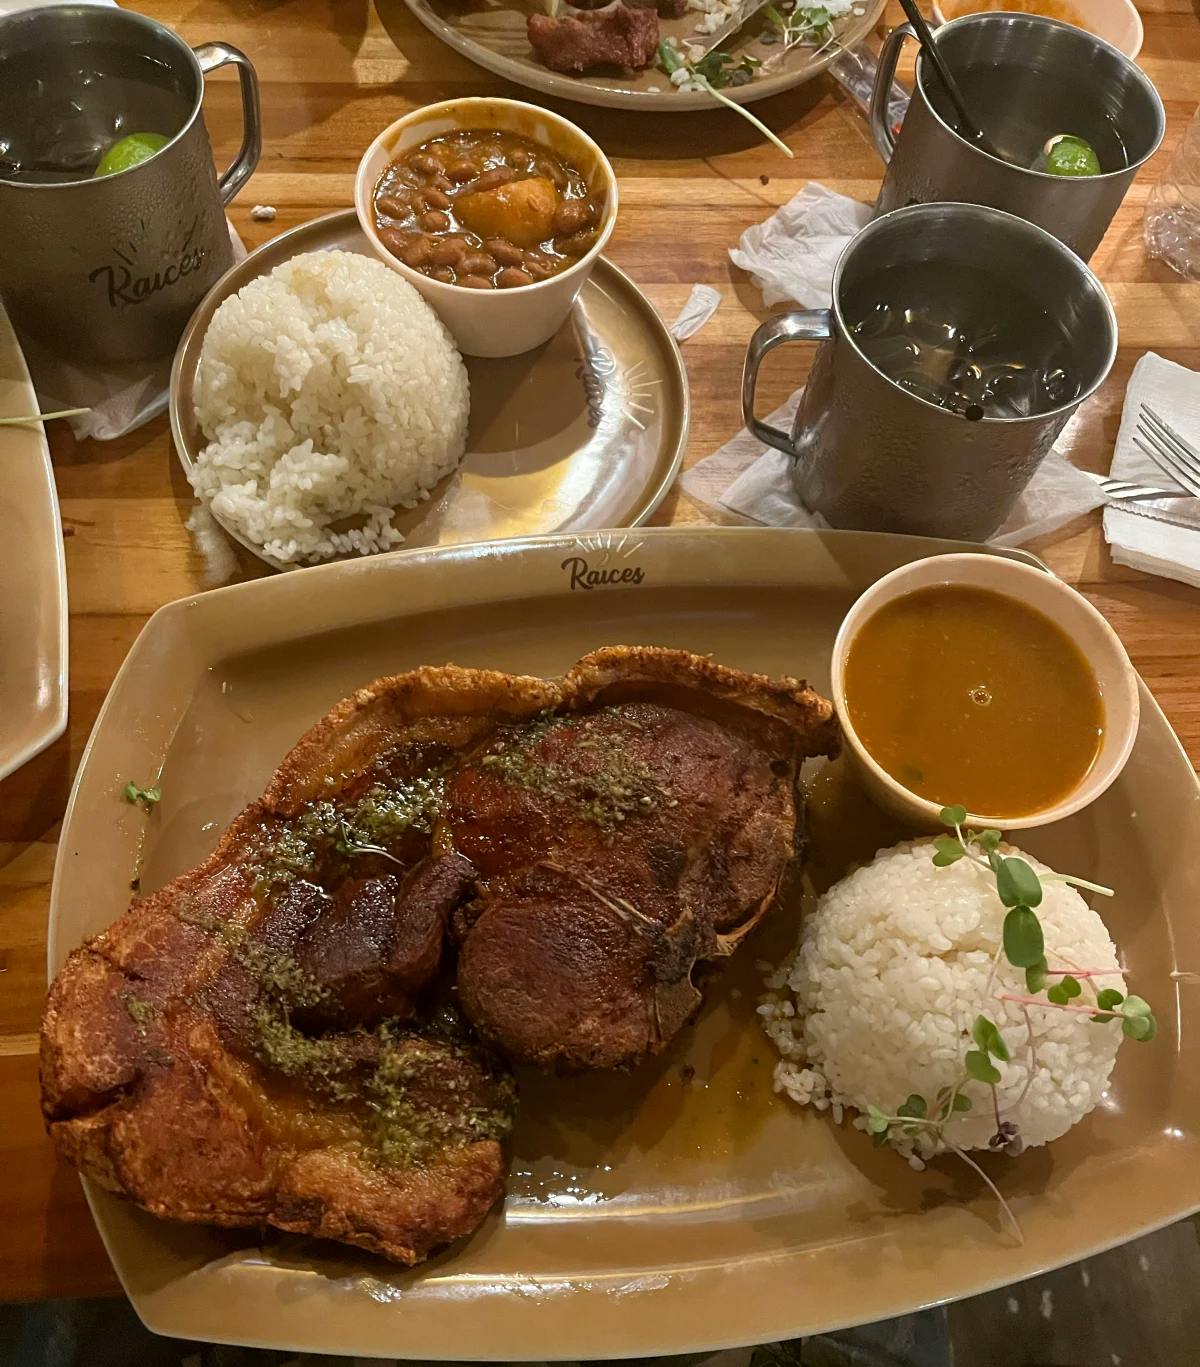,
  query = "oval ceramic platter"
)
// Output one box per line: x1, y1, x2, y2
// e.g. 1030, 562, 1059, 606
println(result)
170, 211, 688, 572
392, 0, 887, 111
50, 528, 1200, 1358
0, 303, 68, 781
